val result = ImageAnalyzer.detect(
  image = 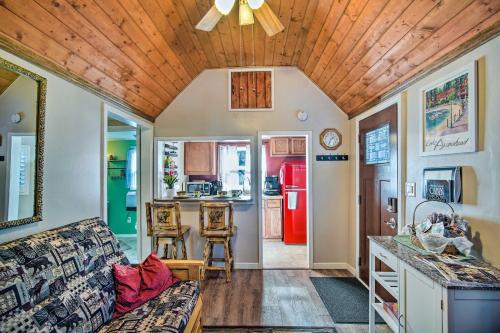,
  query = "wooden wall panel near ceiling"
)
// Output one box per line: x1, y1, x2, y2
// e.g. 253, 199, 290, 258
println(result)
0, 0, 498, 120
